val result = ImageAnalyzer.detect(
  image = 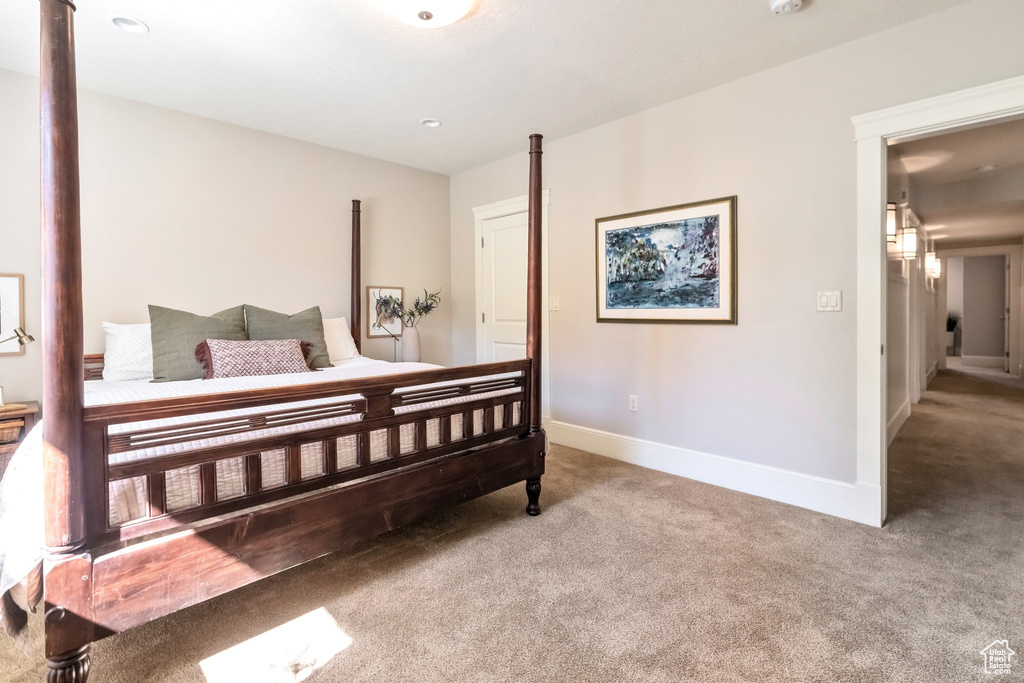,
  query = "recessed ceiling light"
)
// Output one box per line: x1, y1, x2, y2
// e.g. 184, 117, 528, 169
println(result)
420, 118, 442, 128
977, 164, 997, 172
383, 1, 474, 28
111, 16, 150, 34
